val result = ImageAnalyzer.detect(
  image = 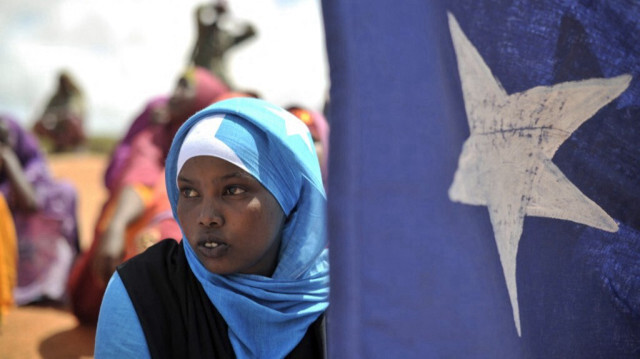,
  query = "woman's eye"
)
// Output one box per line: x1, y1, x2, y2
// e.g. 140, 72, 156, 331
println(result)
225, 186, 246, 195
181, 188, 199, 198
